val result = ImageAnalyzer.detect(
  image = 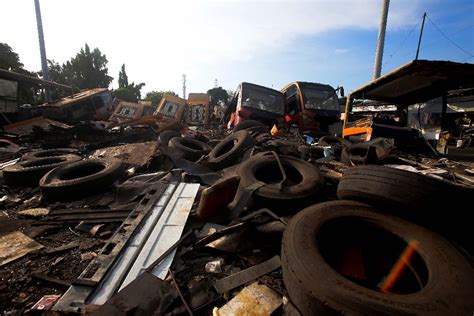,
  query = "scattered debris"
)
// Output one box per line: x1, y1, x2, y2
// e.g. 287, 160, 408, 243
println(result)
80, 251, 97, 262
31, 294, 61, 311
0, 60, 473, 314
214, 256, 281, 294
16, 207, 49, 217
0, 231, 43, 266
213, 282, 282, 316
